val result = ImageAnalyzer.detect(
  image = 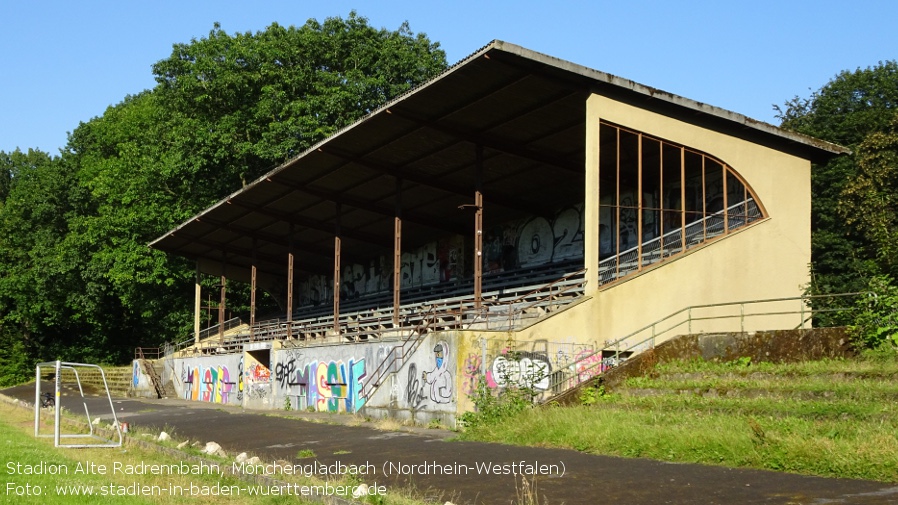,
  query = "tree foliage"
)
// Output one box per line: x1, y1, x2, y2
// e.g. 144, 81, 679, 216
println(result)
839, 112, 898, 277
777, 61, 898, 295
0, 13, 446, 383
151, 13, 445, 189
